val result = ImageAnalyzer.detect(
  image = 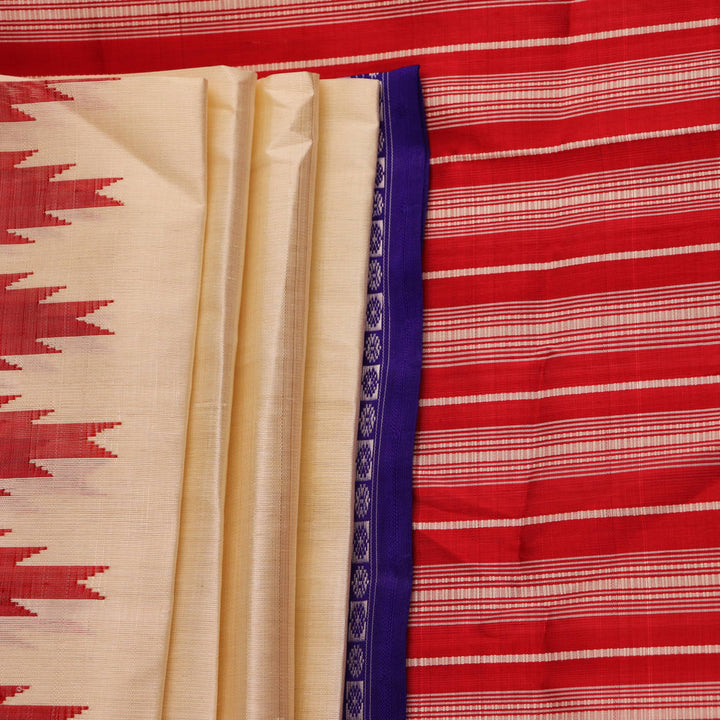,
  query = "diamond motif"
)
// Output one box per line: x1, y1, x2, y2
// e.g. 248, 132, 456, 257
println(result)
353, 522, 370, 562
351, 565, 370, 598
361, 366, 379, 400
364, 333, 381, 363
372, 190, 384, 218
345, 681, 363, 720
359, 404, 376, 438
348, 645, 365, 678
366, 294, 382, 330
355, 484, 371, 519
348, 601, 368, 641
370, 220, 383, 256
355, 440, 373, 481
368, 259, 382, 292
375, 158, 385, 188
